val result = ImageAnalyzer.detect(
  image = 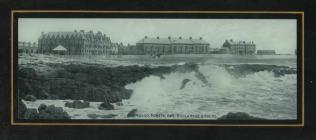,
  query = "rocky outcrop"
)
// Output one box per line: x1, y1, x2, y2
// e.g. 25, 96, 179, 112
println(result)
98, 101, 114, 110
19, 103, 70, 120
24, 95, 37, 102
37, 104, 71, 119
222, 64, 296, 77
217, 112, 265, 120
127, 109, 137, 117
65, 100, 90, 109
180, 79, 191, 89
18, 63, 199, 103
